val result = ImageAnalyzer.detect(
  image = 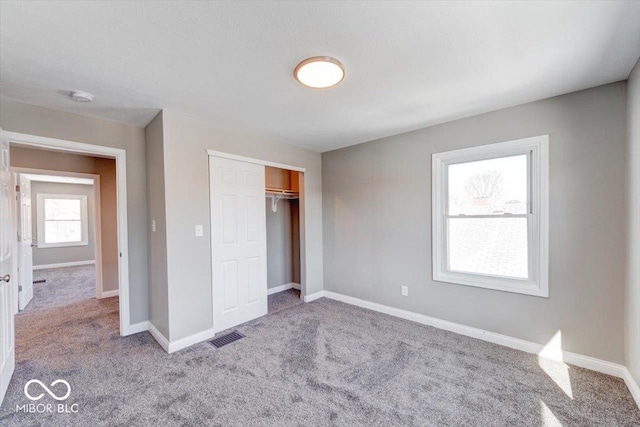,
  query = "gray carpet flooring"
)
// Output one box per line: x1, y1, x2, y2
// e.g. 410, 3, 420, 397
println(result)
1, 294, 638, 426
22, 265, 97, 312
268, 288, 302, 314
